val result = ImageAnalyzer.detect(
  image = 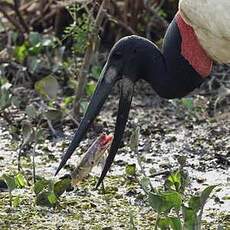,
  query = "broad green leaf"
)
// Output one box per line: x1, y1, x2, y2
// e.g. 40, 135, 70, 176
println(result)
15, 173, 27, 188
35, 76, 59, 100
29, 32, 42, 46
162, 191, 182, 210
85, 81, 96, 96
34, 178, 50, 195
36, 191, 56, 207
48, 192, 58, 205
148, 193, 164, 213
125, 164, 136, 176
200, 185, 217, 207
3, 174, 17, 191
188, 195, 201, 213
148, 191, 182, 213
182, 206, 198, 230
53, 178, 71, 197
